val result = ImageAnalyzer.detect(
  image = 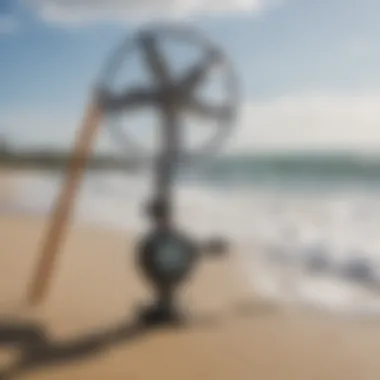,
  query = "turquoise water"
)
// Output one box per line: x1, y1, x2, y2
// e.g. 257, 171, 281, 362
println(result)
183, 153, 380, 190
